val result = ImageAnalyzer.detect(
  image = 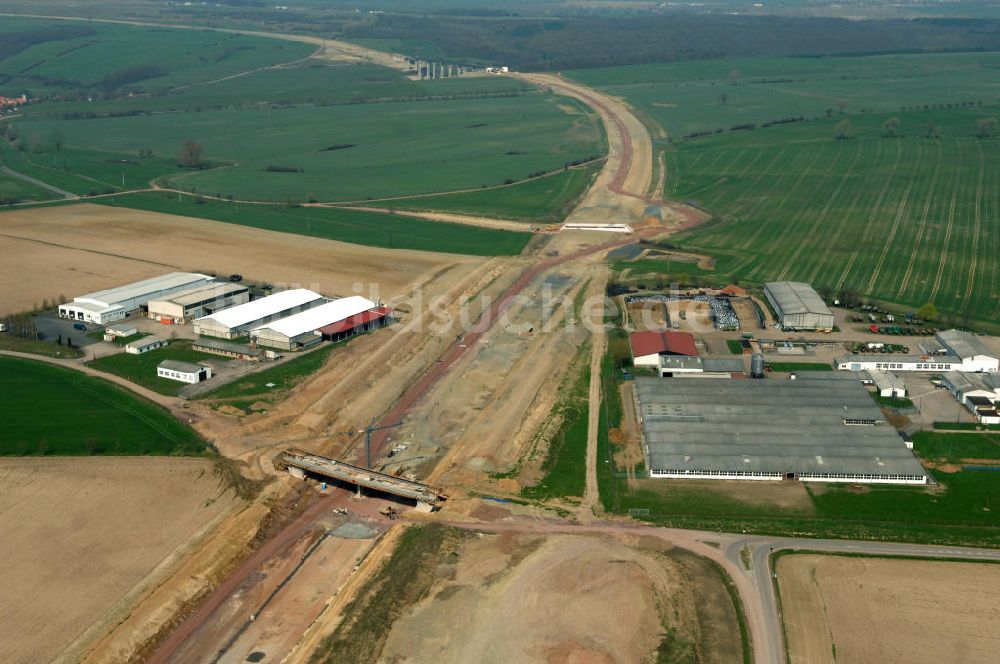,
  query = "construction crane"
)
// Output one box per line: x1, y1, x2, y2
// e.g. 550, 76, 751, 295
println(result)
345, 418, 403, 468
